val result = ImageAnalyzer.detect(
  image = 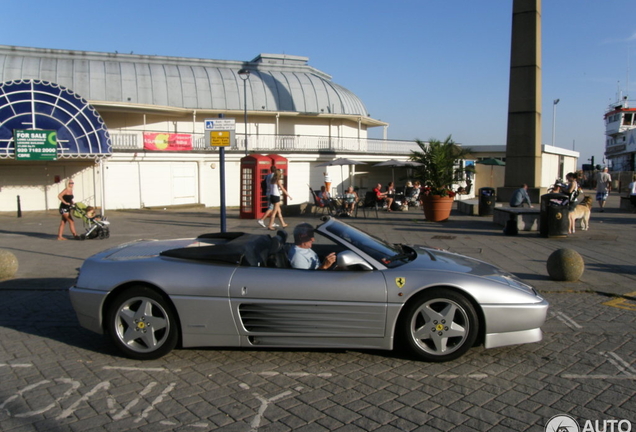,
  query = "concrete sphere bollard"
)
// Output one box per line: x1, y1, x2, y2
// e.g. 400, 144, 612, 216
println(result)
0, 249, 19, 280
547, 248, 584, 282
